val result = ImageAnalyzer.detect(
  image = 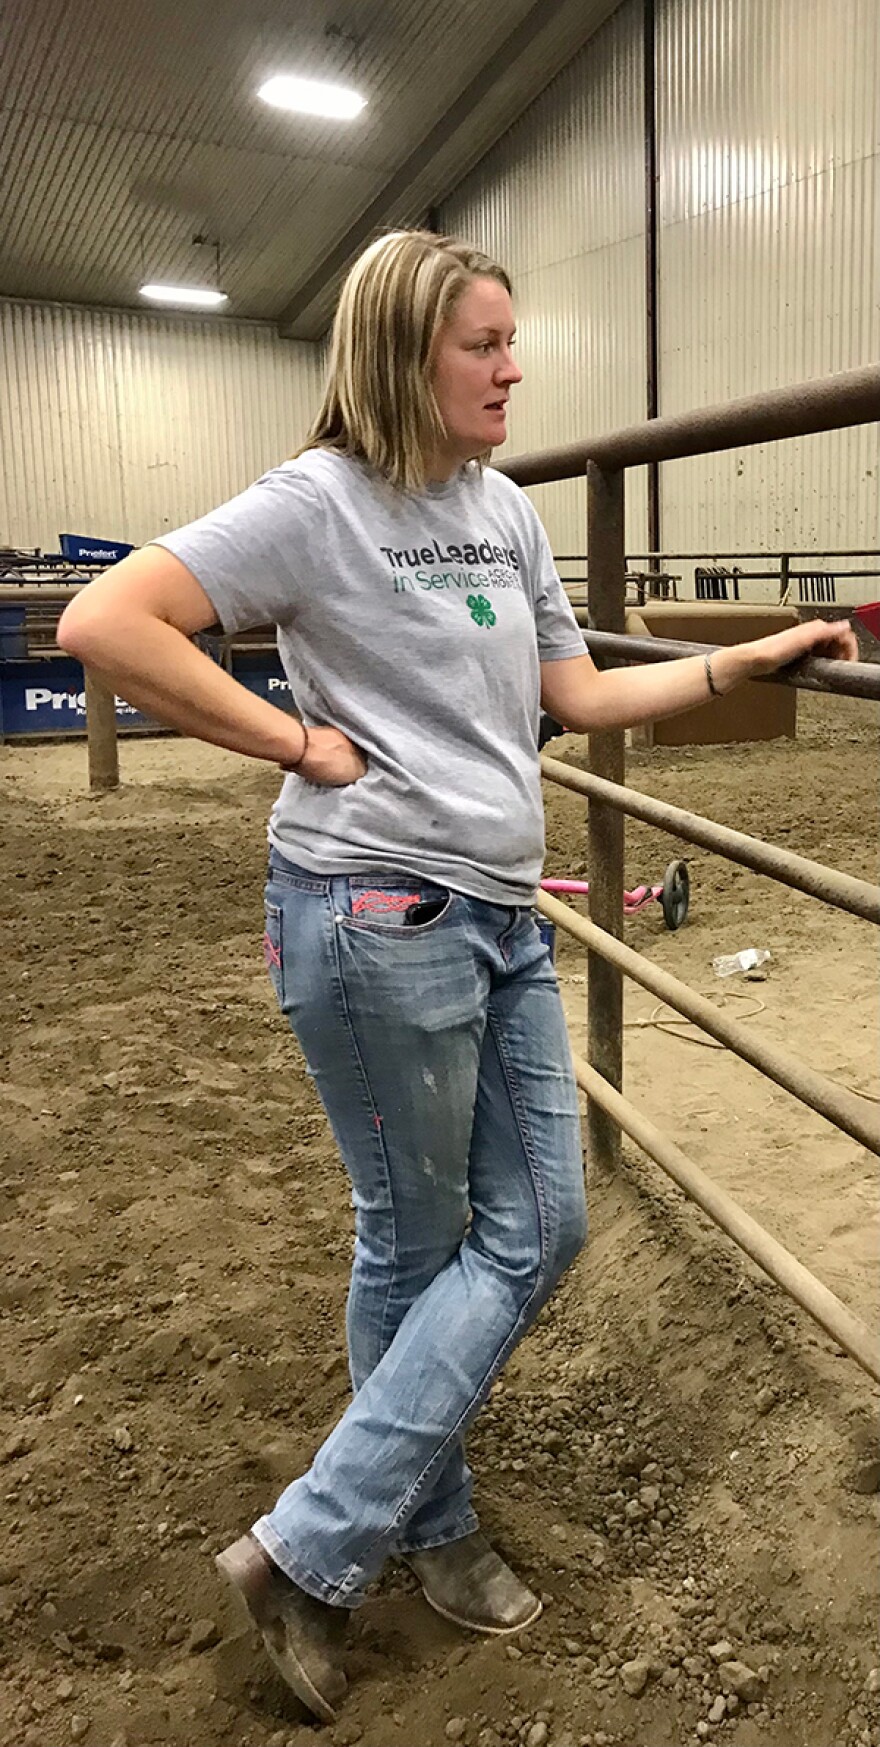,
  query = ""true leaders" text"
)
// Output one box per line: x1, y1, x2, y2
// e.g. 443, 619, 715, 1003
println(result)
380, 538, 519, 570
